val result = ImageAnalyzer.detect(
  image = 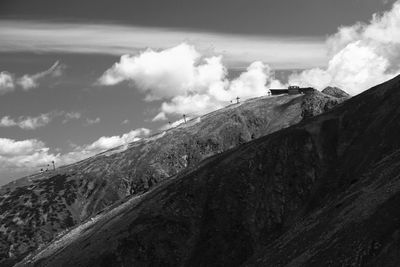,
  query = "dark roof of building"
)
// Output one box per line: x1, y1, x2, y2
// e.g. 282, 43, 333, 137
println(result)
270, 87, 314, 95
